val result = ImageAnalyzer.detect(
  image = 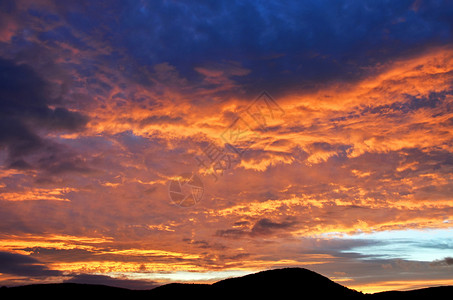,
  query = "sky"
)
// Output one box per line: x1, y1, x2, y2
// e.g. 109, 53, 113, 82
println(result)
0, 0, 452, 294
